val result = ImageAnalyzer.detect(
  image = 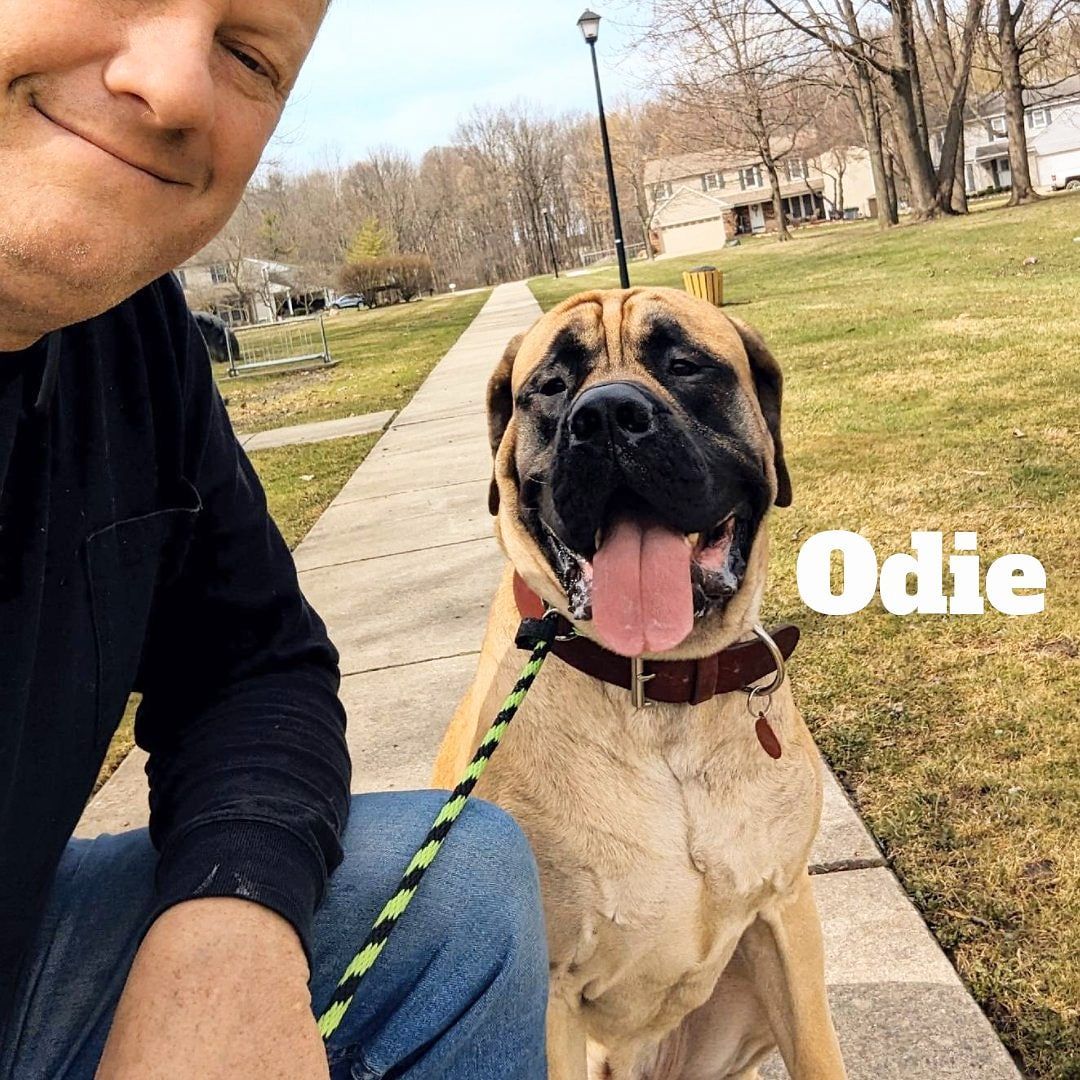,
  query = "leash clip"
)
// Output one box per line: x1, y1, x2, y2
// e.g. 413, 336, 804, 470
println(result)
630, 657, 657, 709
